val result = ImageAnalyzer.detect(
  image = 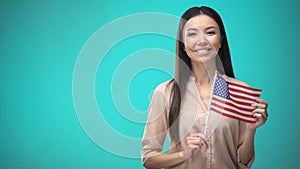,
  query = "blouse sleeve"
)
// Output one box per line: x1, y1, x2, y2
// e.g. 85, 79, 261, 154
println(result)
141, 84, 169, 165
229, 80, 255, 168
237, 121, 255, 169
